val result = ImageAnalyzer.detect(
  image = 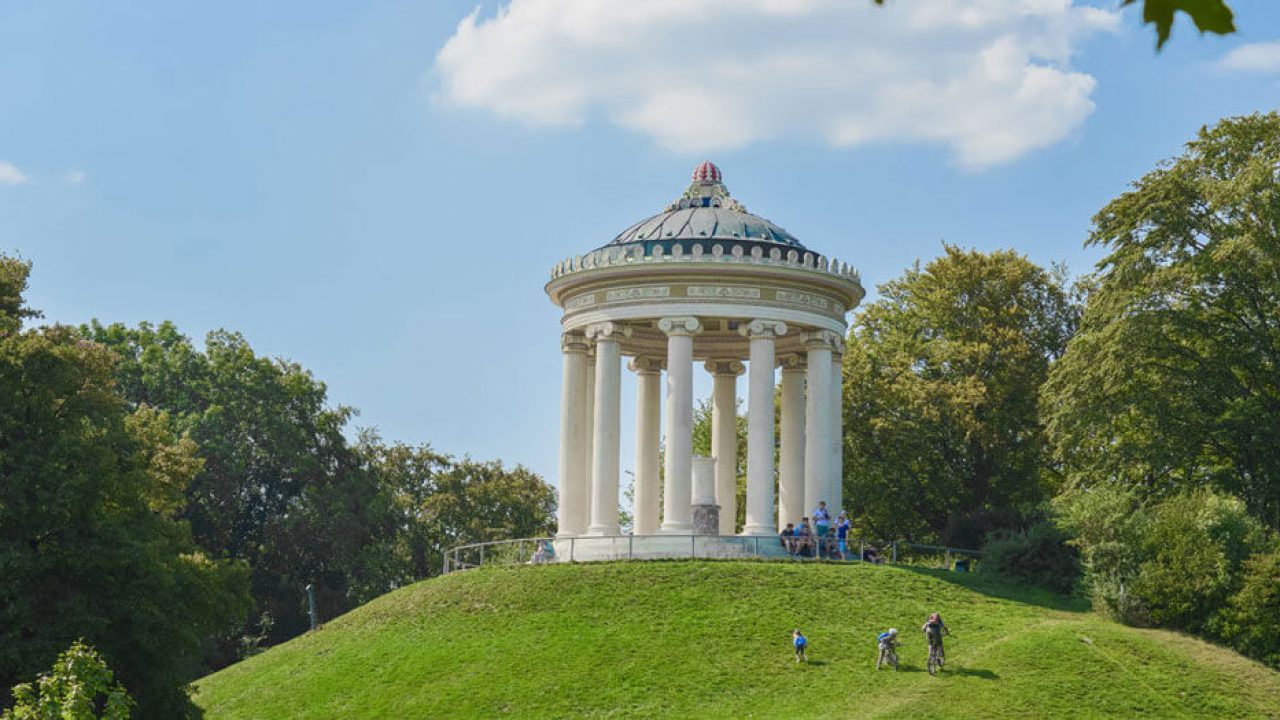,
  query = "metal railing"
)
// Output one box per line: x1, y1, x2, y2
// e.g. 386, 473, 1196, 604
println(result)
441, 534, 981, 575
